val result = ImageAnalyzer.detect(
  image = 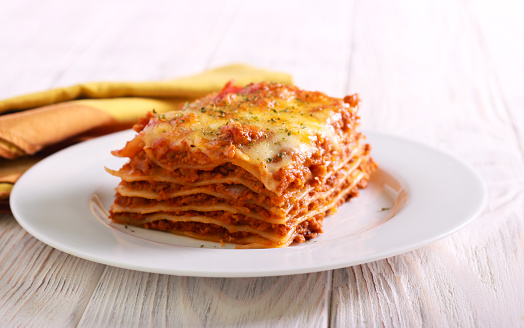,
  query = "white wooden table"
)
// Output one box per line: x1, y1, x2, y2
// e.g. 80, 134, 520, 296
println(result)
1, 0, 523, 326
